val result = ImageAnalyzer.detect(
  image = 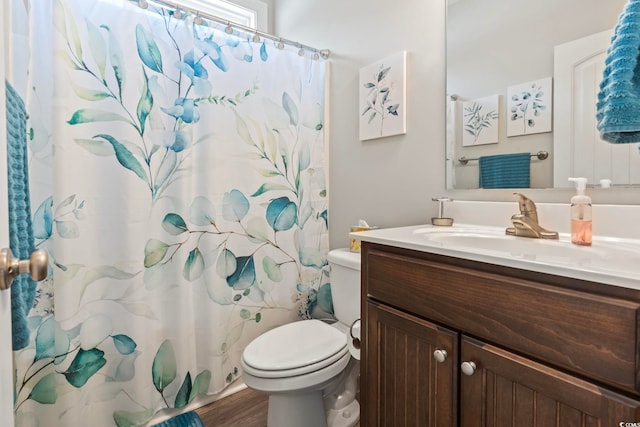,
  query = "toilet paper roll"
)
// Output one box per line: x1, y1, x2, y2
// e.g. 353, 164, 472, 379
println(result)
347, 319, 361, 360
